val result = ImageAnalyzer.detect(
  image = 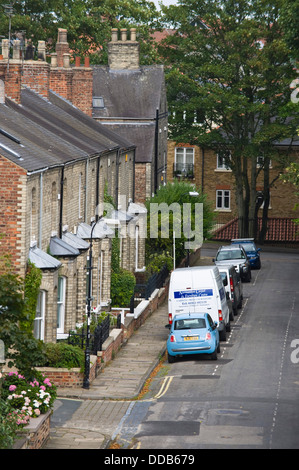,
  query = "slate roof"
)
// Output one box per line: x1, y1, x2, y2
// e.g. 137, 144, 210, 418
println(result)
212, 217, 299, 243
0, 87, 135, 173
92, 65, 165, 120
99, 122, 155, 163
